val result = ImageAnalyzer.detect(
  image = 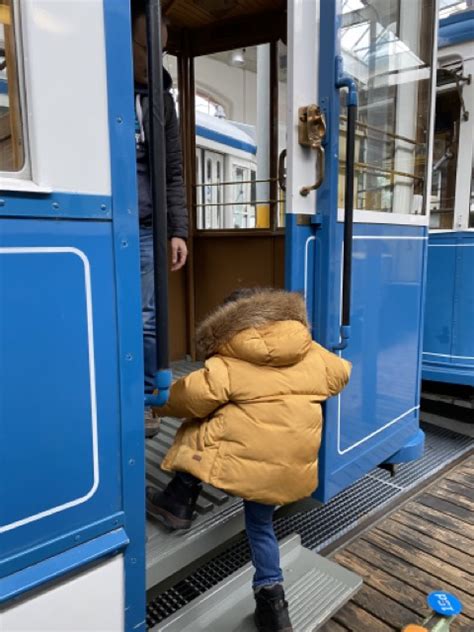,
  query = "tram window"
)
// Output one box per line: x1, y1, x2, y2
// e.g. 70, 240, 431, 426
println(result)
233, 165, 245, 228
250, 170, 256, 205
340, 0, 435, 215
469, 166, 474, 228
231, 163, 256, 229
199, 150, 225, 229
429, 90, 460, 229
0, 0, 25, 173
216, 158, 222, 227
